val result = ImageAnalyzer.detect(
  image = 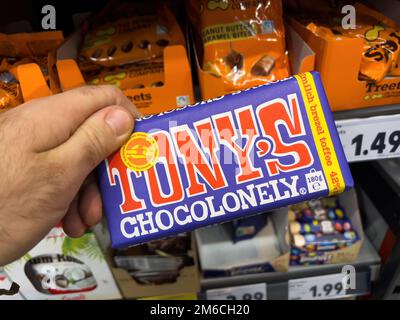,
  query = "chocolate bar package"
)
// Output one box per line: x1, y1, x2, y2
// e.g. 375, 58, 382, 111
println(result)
98, 71, 353, 248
